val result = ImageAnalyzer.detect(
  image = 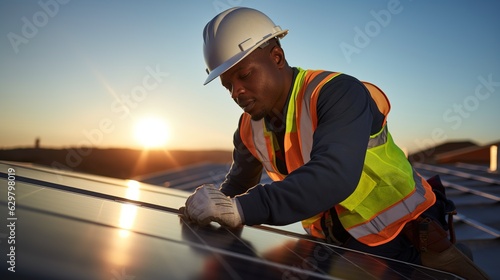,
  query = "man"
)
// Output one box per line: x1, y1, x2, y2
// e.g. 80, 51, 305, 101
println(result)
181, 7, 489, 279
